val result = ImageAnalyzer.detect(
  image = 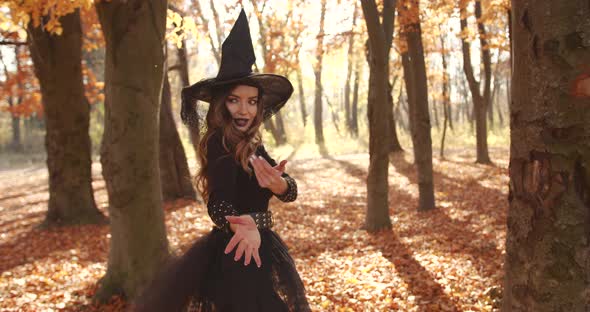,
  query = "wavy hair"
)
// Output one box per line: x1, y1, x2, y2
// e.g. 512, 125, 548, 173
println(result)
195, 82, 264, 202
